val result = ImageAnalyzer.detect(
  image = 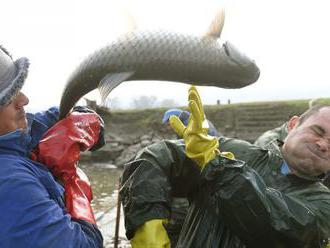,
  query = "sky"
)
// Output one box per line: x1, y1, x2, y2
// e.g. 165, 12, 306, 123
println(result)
2, 0, 330, 112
